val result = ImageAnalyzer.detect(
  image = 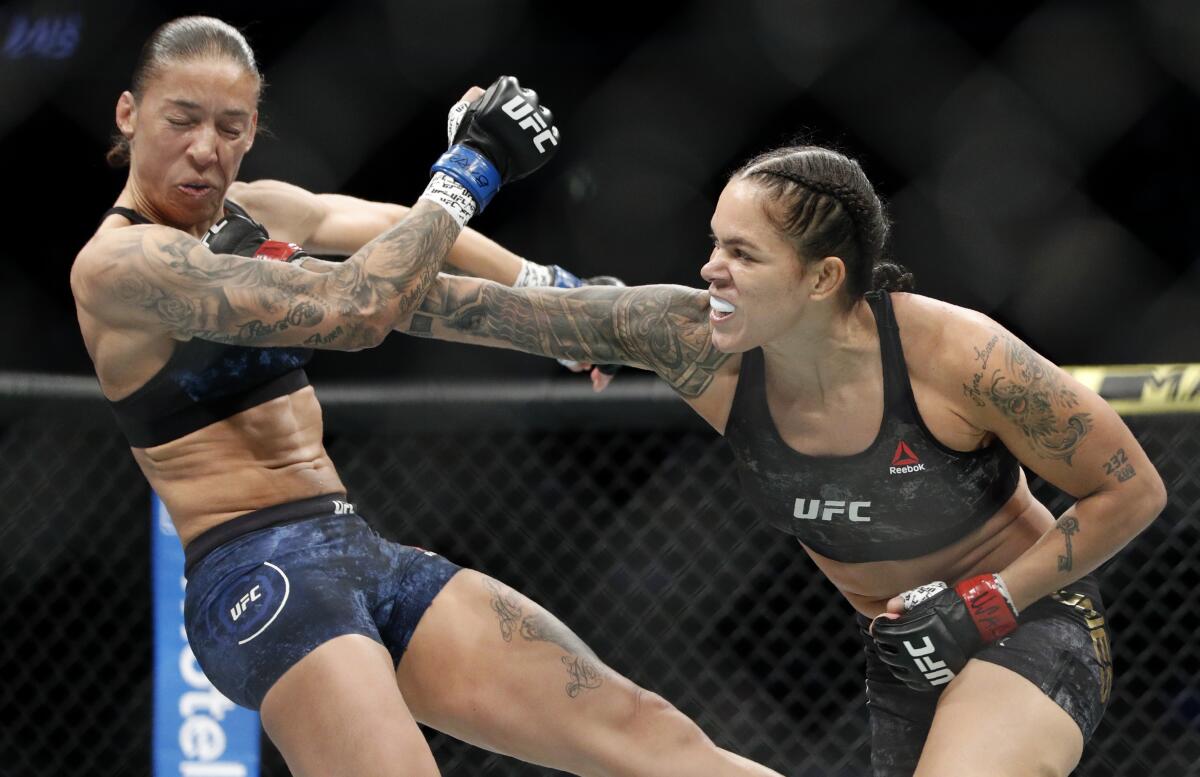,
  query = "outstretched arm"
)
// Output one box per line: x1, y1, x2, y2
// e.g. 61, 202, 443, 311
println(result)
227, 179, 528, 285
400, 274, 730, 397
73, 200, 460, 351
